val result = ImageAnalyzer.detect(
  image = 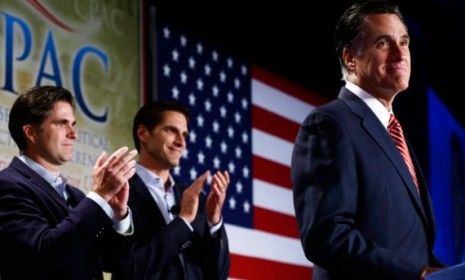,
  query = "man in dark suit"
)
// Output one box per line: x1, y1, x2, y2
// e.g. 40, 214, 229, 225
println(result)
291, 2, 444, 280
111, 101, 230, 280
0, 86, 137, 279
